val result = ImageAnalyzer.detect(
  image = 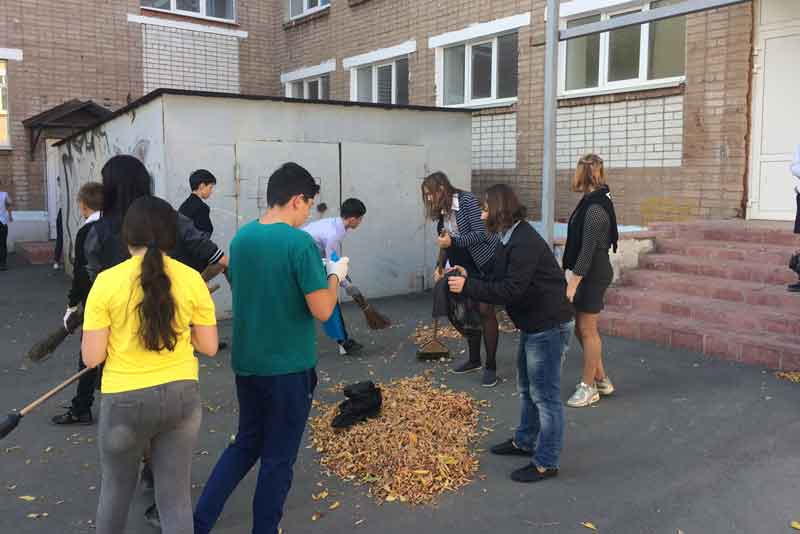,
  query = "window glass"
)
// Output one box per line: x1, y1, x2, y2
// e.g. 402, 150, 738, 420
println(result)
649, 0, 686, 79
608, 11, 642, 82
395, 58, 409, 105
566, 15, 601, 90
497, 33, 519, 99
444, 45, 465, 105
